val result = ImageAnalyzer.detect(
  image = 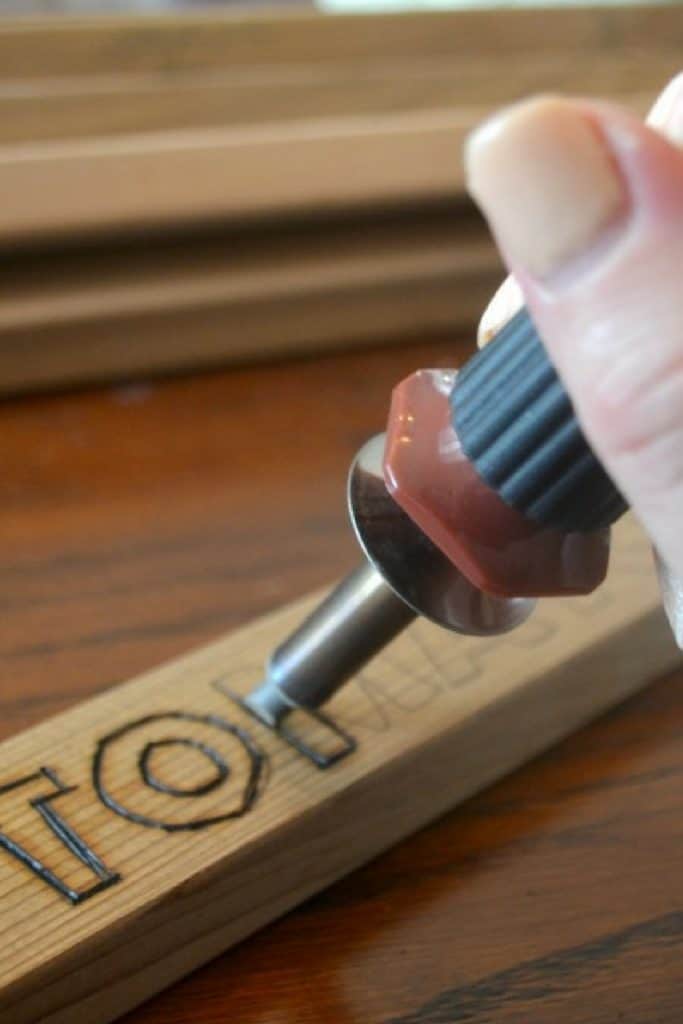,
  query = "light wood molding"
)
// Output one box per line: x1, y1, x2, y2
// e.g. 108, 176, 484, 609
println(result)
0, 7, 681, 78
0, 208, 500, 392
0, 5, 675, 391
0, 108, 480, 241
0, 57, 664, 145
0, 6, 676, 242
0, 515, 679, 1023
